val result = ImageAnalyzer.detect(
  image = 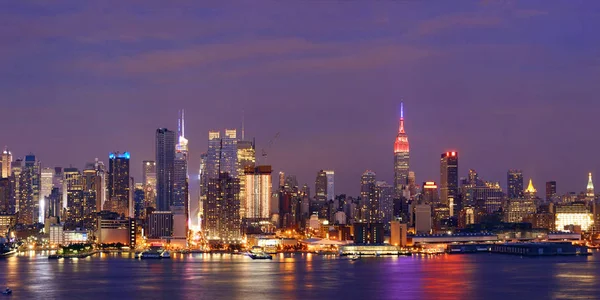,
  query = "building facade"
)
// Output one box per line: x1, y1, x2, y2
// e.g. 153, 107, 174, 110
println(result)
156, 128, 176, 212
